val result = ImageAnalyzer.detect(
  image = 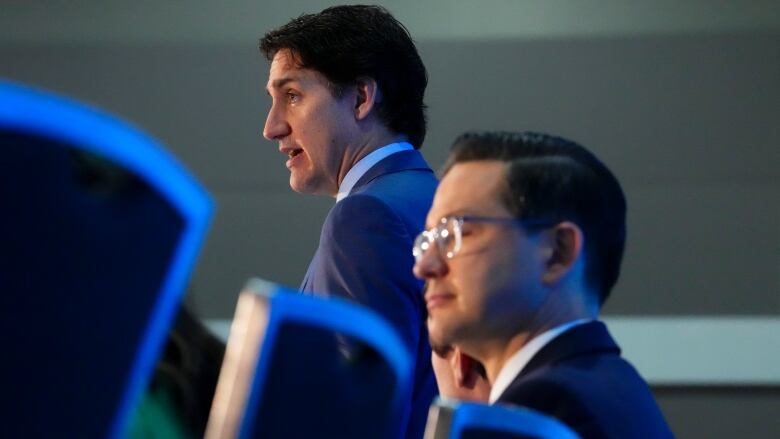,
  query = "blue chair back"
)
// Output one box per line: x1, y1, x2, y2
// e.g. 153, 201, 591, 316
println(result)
425, 398, 580, 439
206, 278, 412, 439
0, 80, 212, 439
